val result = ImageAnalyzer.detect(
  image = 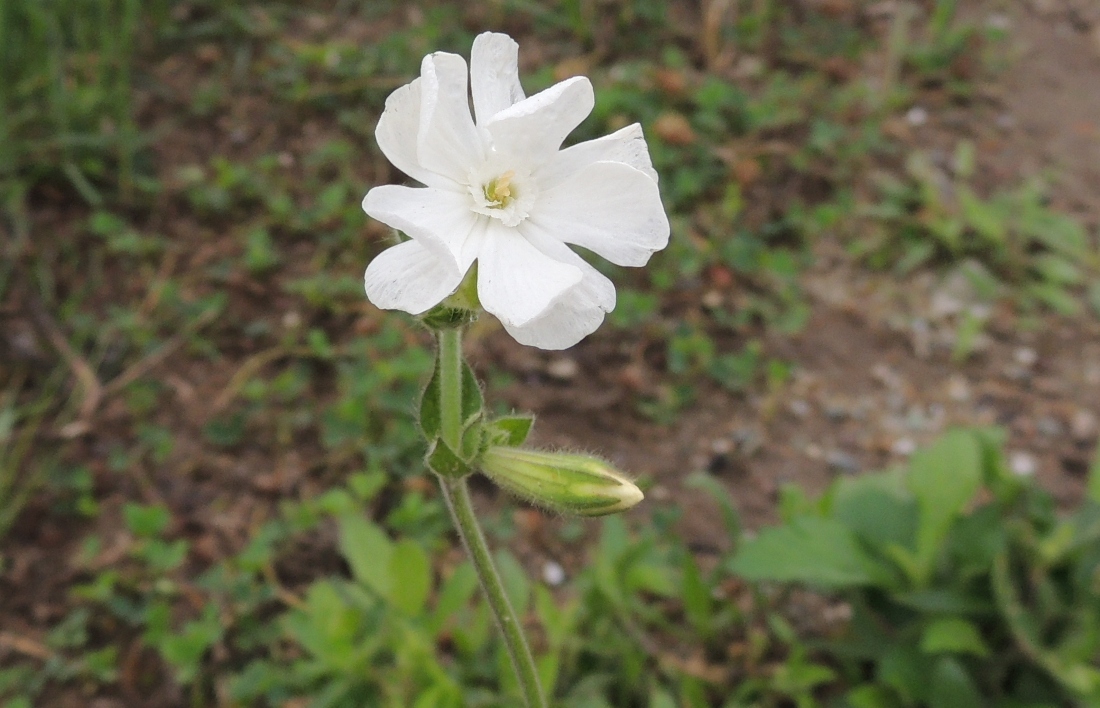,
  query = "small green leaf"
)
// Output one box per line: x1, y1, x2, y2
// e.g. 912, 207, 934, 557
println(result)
461, 415, 483, 460
681, 553, 713, 635
337, 514, 393, 597
461, 361, 483, 426
388, 539, 432, 616
921, 617, 991, 657
929, 657, 985, 708
494, 550, 530, 617
426, 438, 472, 478
419, 359, 442, 442
907, 430, 983, 583
958, 187, 1005, 244
1034, 254, 1083, 285
730, 517, 883, 588
483, 415, 535, 447
429, 563, 478, 635
123, 503, 171, 538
